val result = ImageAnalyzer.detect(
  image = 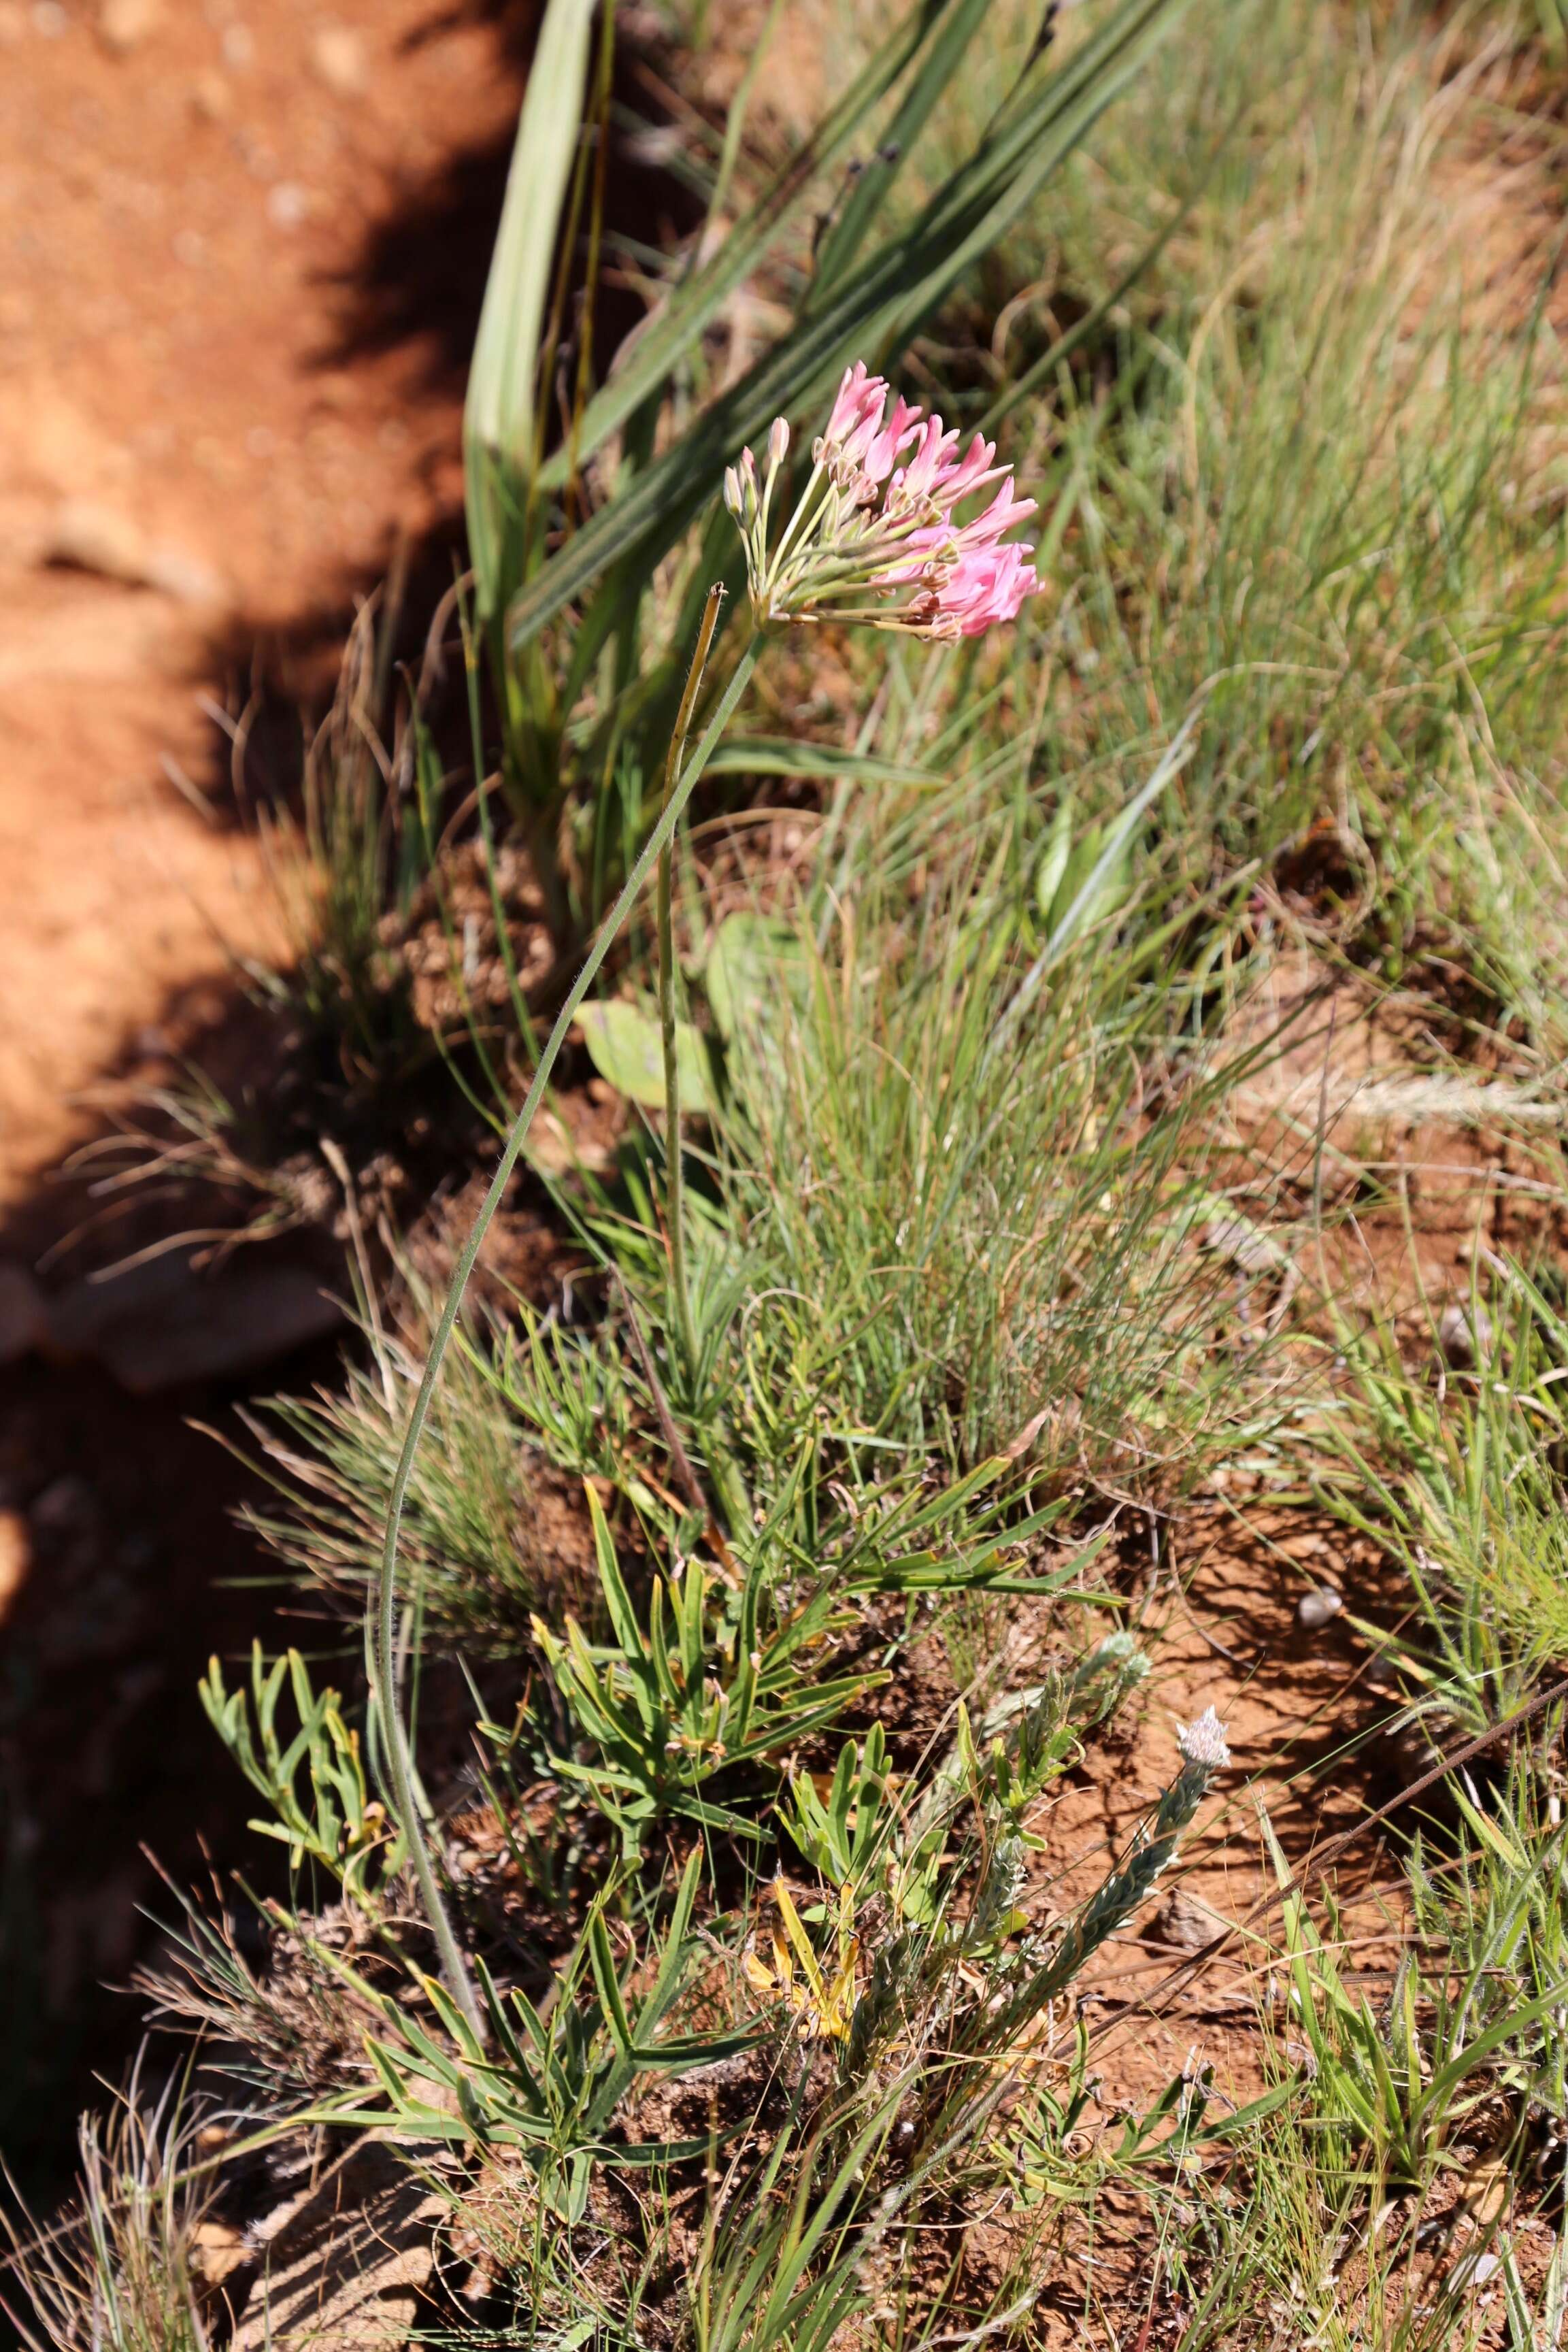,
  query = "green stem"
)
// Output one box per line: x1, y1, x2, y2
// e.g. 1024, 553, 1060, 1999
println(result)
375, 599, 758, 2038
658, 586, 726, 1380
